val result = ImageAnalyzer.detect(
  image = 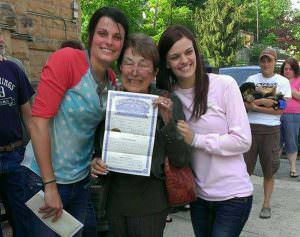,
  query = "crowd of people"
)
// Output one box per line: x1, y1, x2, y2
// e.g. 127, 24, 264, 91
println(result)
0, 5, 299, 237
